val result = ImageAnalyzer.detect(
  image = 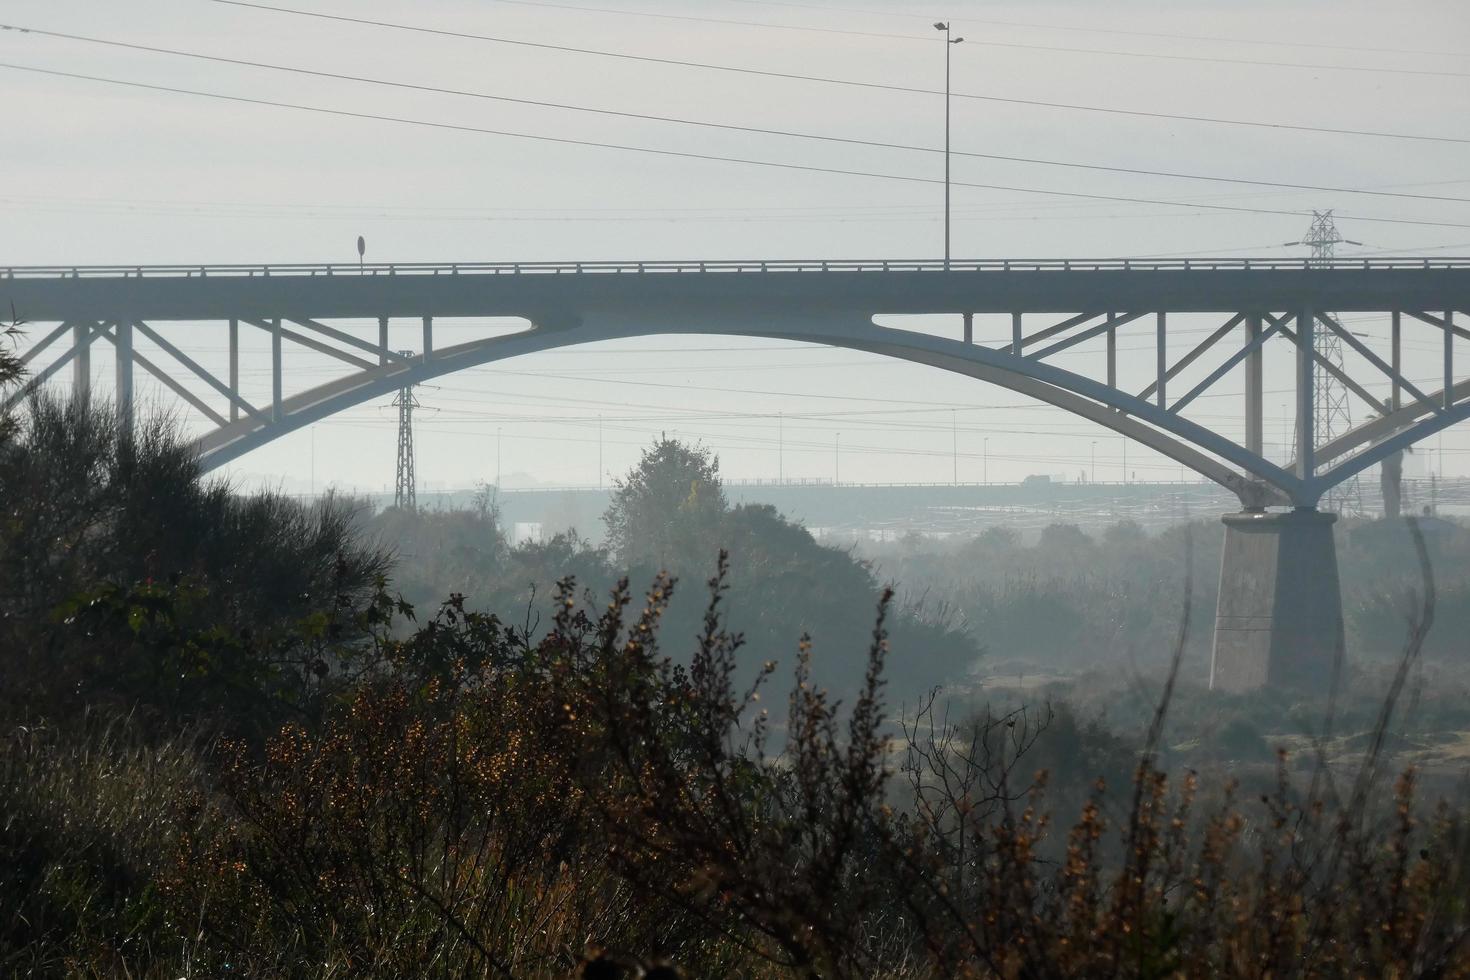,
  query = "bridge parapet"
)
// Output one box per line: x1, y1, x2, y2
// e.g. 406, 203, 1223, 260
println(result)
4, 256, 1469, 281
